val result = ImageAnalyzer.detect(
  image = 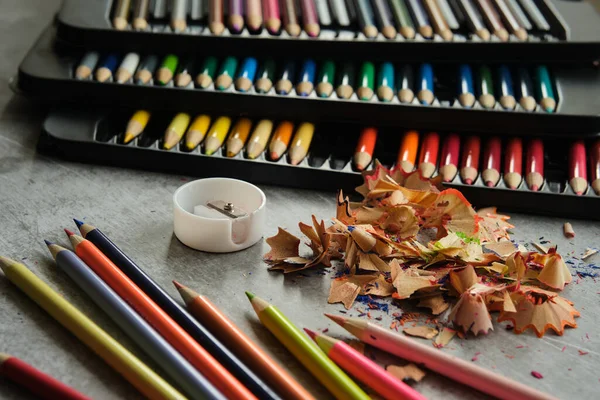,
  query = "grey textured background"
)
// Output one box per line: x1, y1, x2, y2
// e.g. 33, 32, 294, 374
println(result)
1, 1, 600, 399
